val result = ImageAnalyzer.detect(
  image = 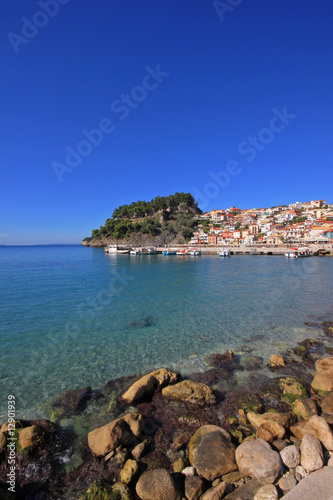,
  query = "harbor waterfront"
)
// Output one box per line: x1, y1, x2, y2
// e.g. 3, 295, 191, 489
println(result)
1, 244, 333, 422
103, 243, 333, 256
